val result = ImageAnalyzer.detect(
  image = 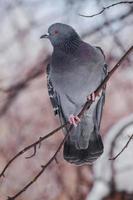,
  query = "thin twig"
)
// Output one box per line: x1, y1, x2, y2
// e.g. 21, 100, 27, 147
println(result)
97, 0, 126, 55
79, 1, 133, 17
54, 157, 59, 164
81, 8, 133, 38
7, 125, 73, 200
0, 122, 68, 178
109, 134, 133, 160
25, 145, 37, 159
109, 122, 133, 189
1, 45, 133, 199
